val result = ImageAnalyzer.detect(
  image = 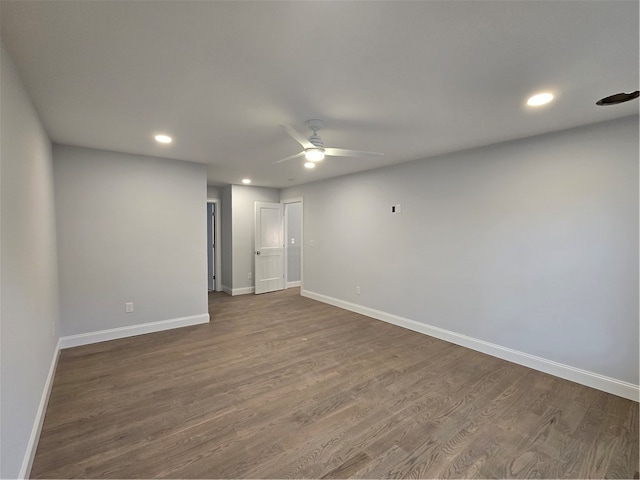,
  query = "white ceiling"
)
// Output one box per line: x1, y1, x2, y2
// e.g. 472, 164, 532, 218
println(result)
1, 1, 638, 188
